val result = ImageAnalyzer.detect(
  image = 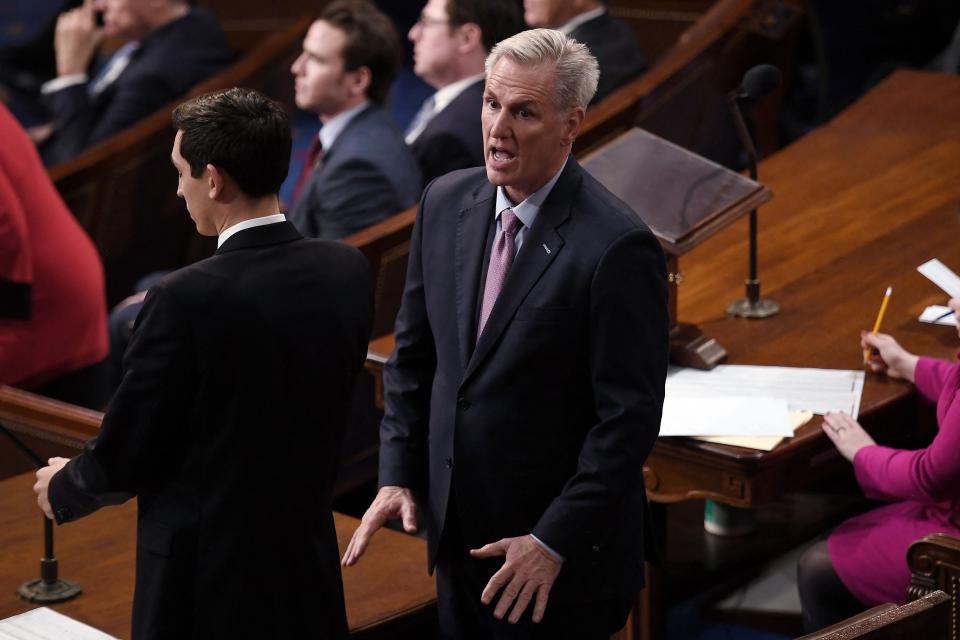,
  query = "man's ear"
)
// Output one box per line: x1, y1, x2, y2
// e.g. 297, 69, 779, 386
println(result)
560, 106, 586, 147
457, 22, 483, 54
206, 164, 225, 200
347, 66, 372, 99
